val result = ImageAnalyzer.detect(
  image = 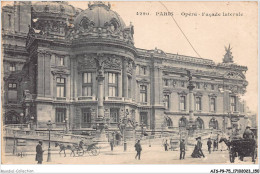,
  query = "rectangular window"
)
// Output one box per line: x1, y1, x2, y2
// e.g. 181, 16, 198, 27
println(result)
81, 108, 91, 128
211, 84, 215, 90
180, 96, 186, 111
56, 77, 66, 97
196, 83, 200, 89
108, 73, 118, 97
181, 81, 185, 87
164, 79, 169, 86
141, 66, 146, 75
55, 108, 66, 123
195, 97, 202, 111
210, 98, 216, 112
140, 85, 147, 103
82, 73, 92, 96
8, 83, 17, 90
9, 63, 16, 71
164, 95, 170, 110
56, 56, 64, 66
140, 112, 148, 126
110, 108, 119, 123
128, 76, 132, 98
8, 83, 17, 102
230, 96, 236, 112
